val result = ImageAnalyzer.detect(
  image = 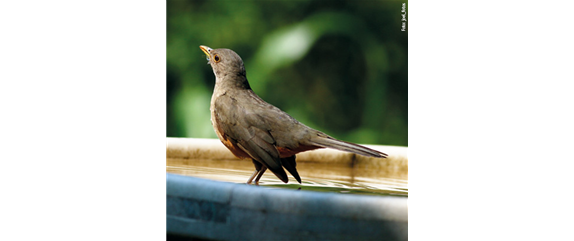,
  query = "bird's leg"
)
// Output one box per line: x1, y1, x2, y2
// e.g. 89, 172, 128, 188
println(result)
247, 159, 264, 185
246, 169, 259, 184
254, 166, 267, 185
